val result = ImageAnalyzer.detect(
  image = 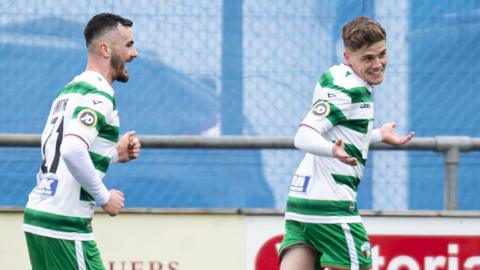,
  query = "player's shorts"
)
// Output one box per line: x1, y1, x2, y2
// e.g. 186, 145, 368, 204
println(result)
25, 232, 105, 270
279, 220, 372, 269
